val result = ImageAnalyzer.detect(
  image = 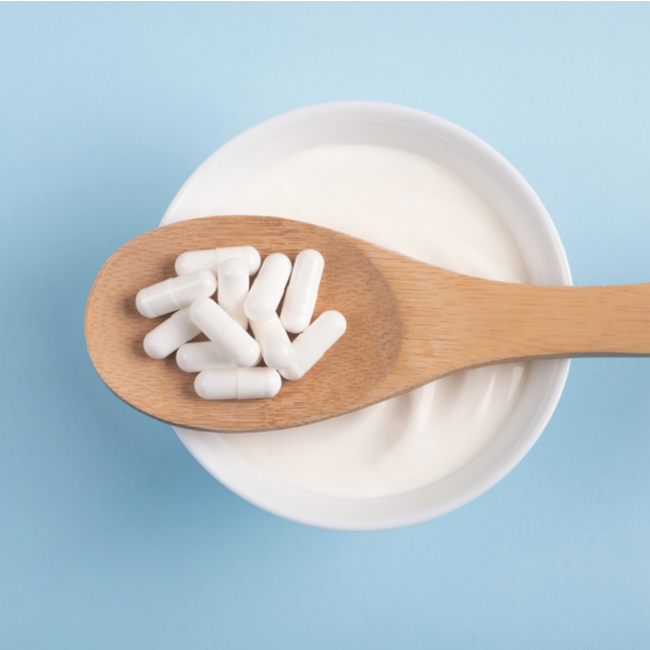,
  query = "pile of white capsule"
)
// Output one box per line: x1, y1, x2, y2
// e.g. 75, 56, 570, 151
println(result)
135, 245, 346, 400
